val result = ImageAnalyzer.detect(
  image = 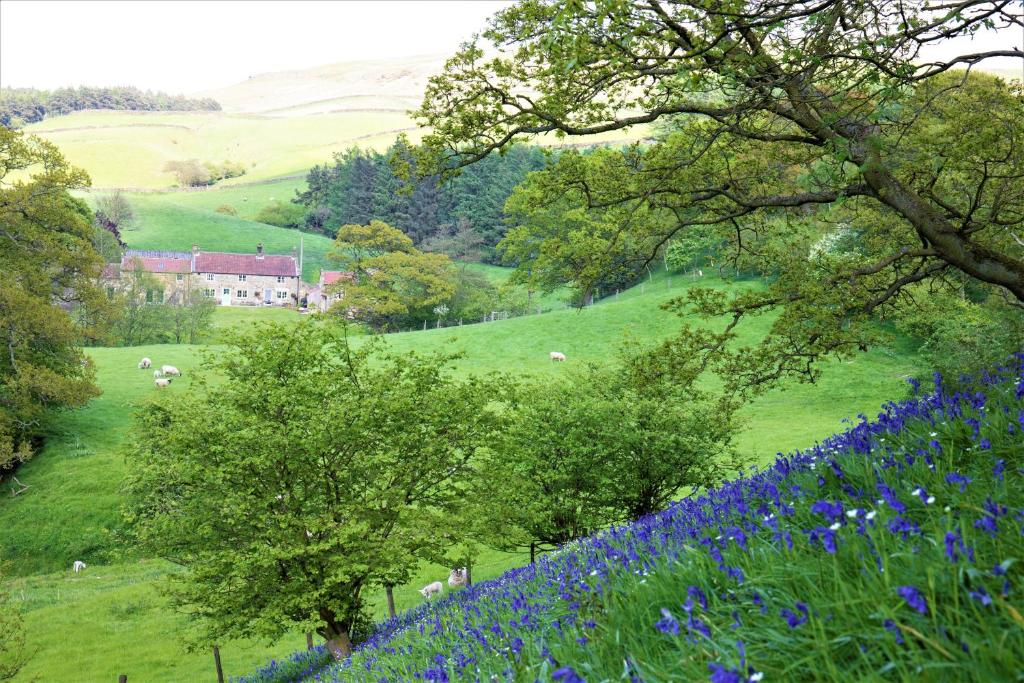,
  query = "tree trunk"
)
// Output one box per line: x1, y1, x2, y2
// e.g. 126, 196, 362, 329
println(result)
306, 632, 314, 650
324, 629, 353, 660
530, 542, 535, 564
465, 563, 472, 587
385, 585, 396, 619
